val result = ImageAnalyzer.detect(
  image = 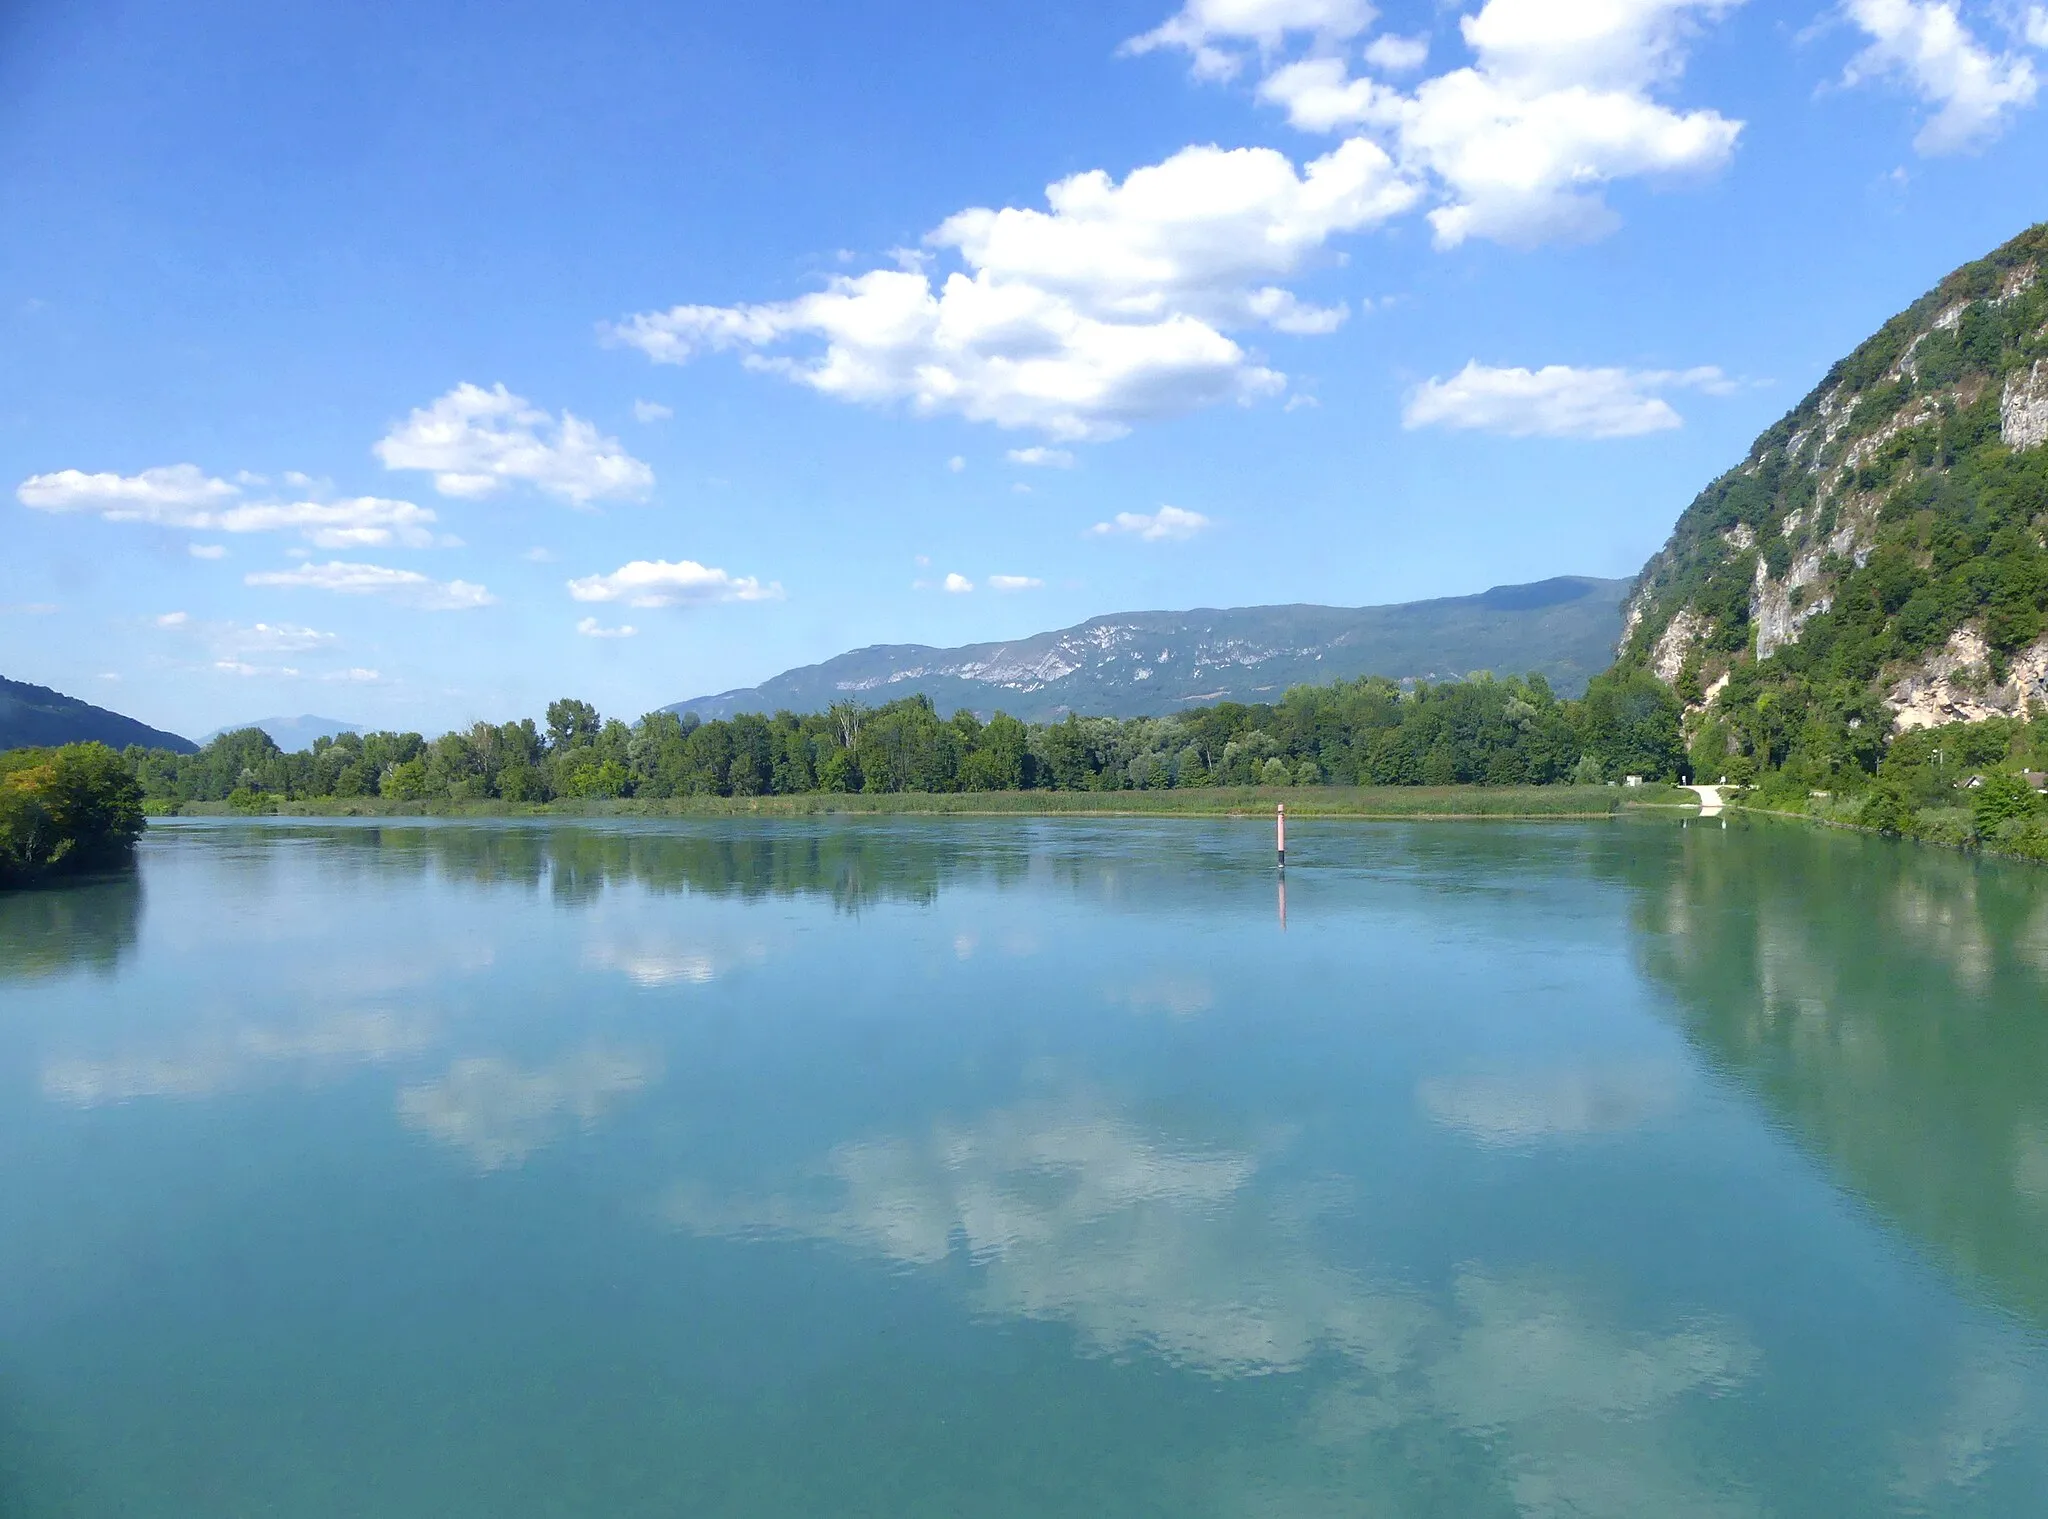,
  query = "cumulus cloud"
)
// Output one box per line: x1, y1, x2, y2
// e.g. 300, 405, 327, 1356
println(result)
18, 465, 443, 548
1257, 0, 1745, 245
576, 616, 639, 638
1402, 361, 1731, 438
1840, 0, 2039, 154
943, 572, 975, 593
988, 574, 1045, 591
605, 138, 1418, 441
1007, 446, 1075, 467
245, 560, 495, 610
374, 383, 655, 505
631, 399, 674, 422
19, 463, 238, 521
213, 497, 440, 548
2030, 5, 2048, 48
1363, 32, 1430, 72
566, 558, 782, 609
189, 543, 227, 559
1122, 0, 1379, 80
1090, 504, 1213, 540
324, 668, 382, 683
161, 618, 340, 658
